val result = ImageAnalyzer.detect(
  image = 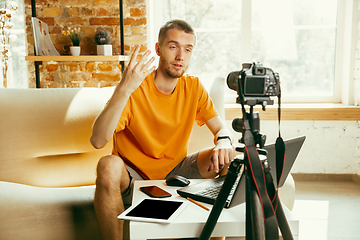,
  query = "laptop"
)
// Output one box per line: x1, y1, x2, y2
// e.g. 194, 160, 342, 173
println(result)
177, 135, 306, 208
